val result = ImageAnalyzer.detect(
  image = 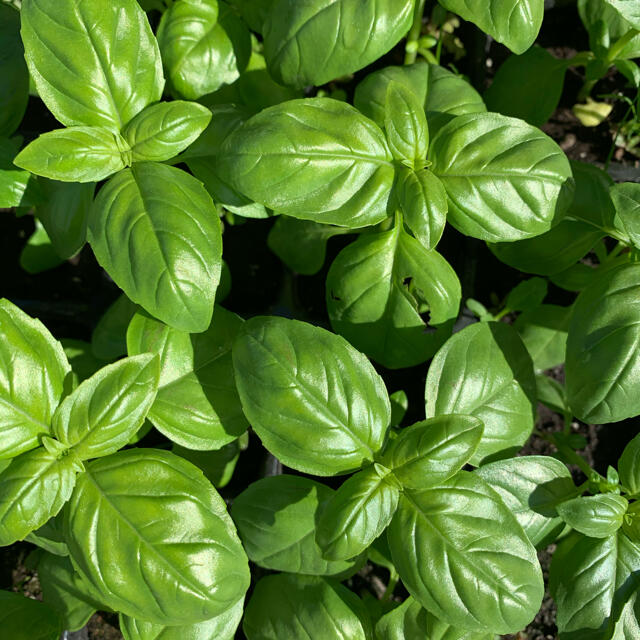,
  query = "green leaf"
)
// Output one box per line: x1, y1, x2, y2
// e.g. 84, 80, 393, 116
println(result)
550, 531, 640, 639
611, 182, 640, 249
158, 0, 251, 100
535, 373, 569, 416
36, 180, 94, 260
122, 101, 211, 163
604, 0, 640, 29
375, 598, 428, 640
172, 439, 241, 488
396, 167, 448, 250
389, 390, 408, 427
38, 553, 103, 631
0, 298, 70, 459
388, 472, 543, 634
383, 415, 484, 489
243, 574, 369, 640
119, 598, 244, 640
126, 306, 248, 450
88, 163, 222, 333
505, 278, 548, 313
65, 448, 250, 625
92, 294, 139, 362
0, 448, 81, 546
217, 98, 395, 228
61, 339, 104, 385
229, 0, 273, 33
231, 475, 362, 575
326, 221, 461, 369
557, 495, 628, 538
579, 0, 640, 60
619, 433, 640, 496
263, 0, 414, 88
20, 220, 64, 275
21, 0, 164, 130
566, 263, 640, 423
316, 464, 400, 561
26, 513, 68, 557
484, 46, 567, 127
476, 456, 576, 547
0, 591, 62, 640
51, 355, 159, 461
429, 112, 573, 242
425, 322, 537, 464
14, 127, 129, 182
232, 316, 390, 476
0, 138, 43, 208
514, 304, 571, 371
0, 5, 29, 137
384, 82, 428, 167
267, 216, 353, 275
438, 0, 544, 54
355, 62, 486, 137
